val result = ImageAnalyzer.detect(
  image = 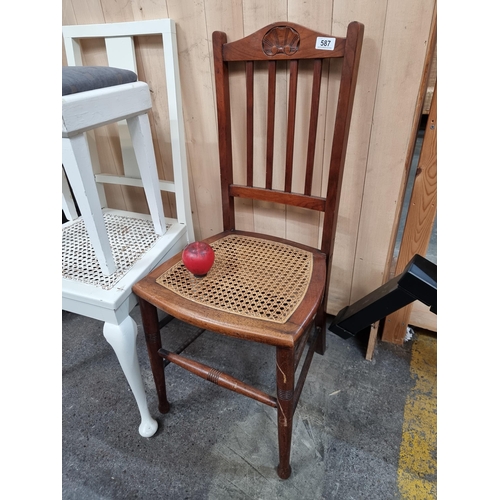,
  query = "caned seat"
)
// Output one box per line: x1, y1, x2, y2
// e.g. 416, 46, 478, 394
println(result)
133, 21, 364, 476
141, 232, 326, 345
62, 19, 193, 438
